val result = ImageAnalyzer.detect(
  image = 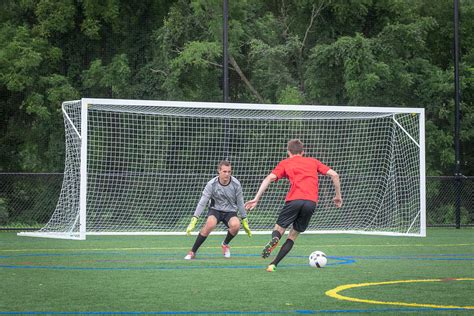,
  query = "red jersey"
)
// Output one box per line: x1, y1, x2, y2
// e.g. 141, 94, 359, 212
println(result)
271, 155, 330, 203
